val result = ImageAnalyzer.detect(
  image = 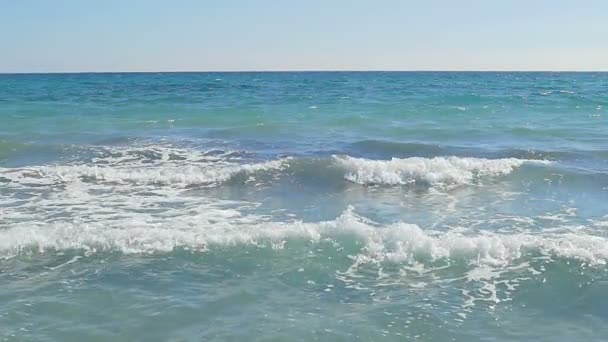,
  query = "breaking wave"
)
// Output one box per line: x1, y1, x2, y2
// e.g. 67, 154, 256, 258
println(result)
1, 207, 607, 267
1, 145, 550, 190
0, 145, 289, 187
334, 155, 549, 187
